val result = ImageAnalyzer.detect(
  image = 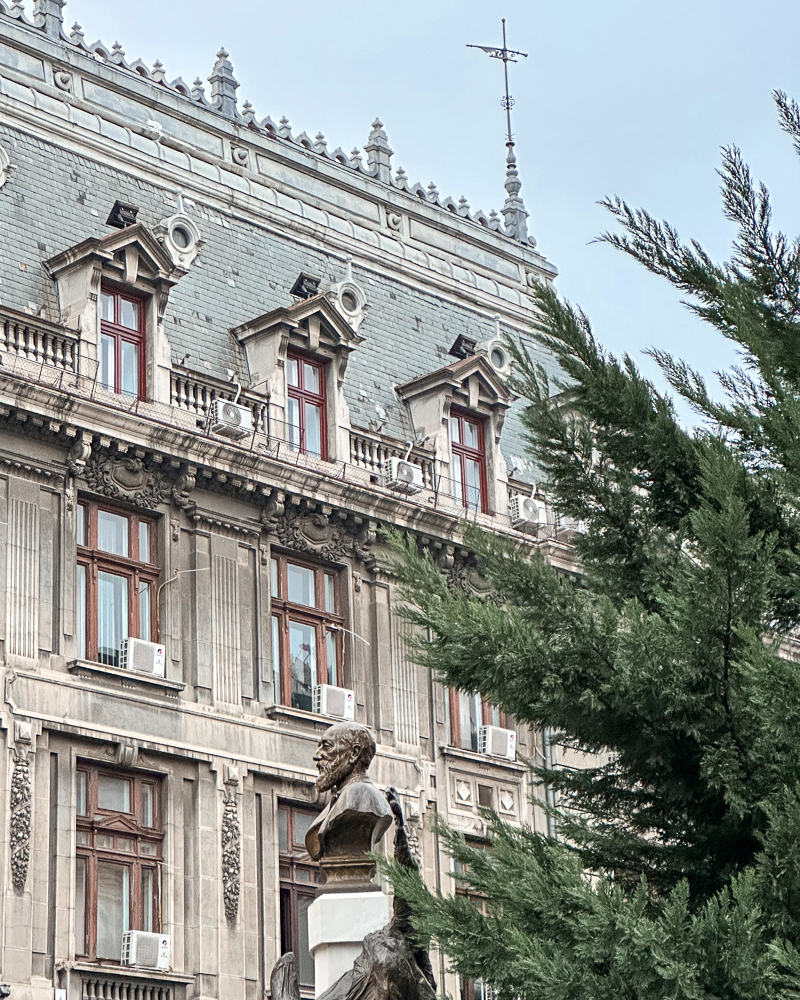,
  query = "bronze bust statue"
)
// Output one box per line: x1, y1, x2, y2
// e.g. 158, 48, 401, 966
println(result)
305, 722, 393, 888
